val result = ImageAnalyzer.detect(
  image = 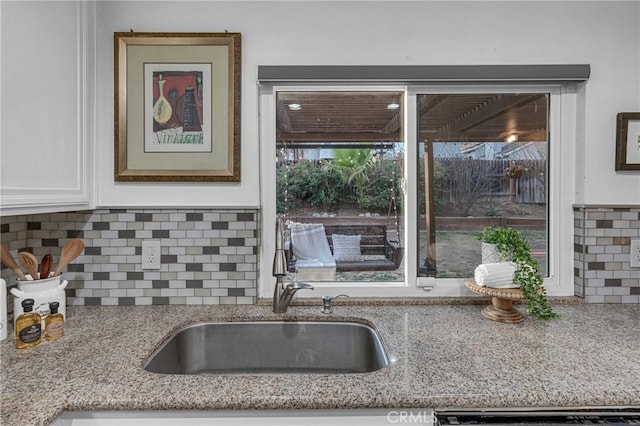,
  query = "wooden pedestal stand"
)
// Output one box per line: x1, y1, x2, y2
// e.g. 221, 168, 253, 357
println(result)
465, 280, 525, 324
